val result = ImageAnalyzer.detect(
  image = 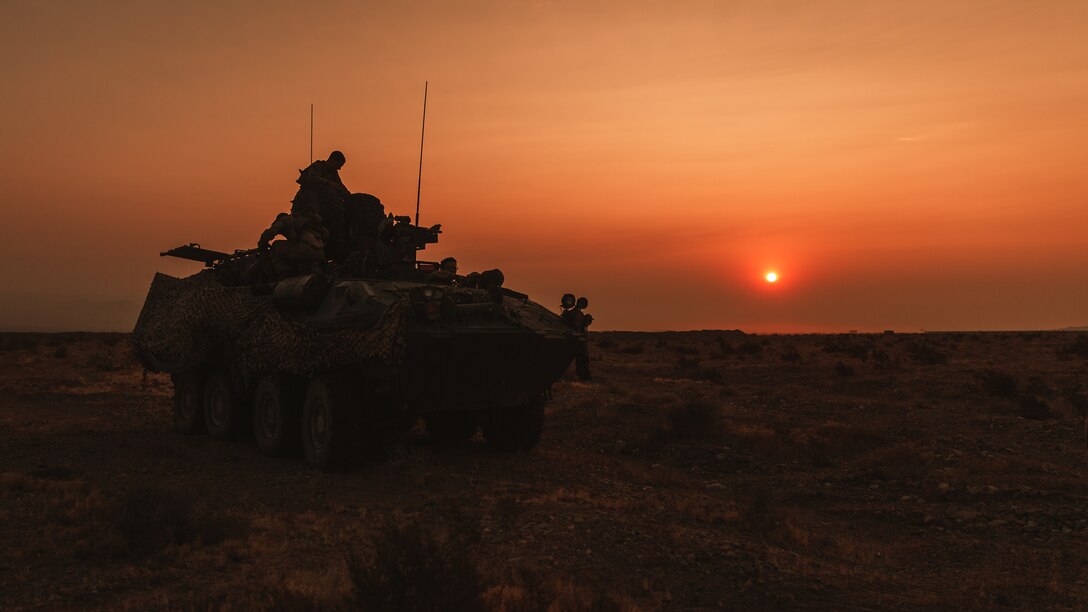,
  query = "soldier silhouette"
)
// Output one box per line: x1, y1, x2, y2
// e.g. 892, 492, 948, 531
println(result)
292, 150, 350, 260
561, 294, 593, 381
